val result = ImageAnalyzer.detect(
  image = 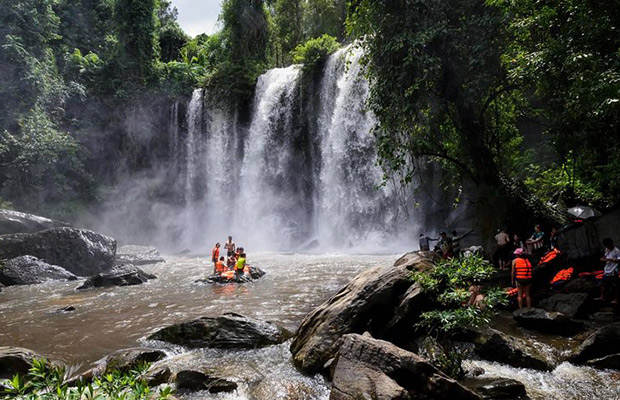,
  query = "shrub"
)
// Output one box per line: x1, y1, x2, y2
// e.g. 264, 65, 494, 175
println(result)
0, 358, 173, 399
291, 34, 340, 75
